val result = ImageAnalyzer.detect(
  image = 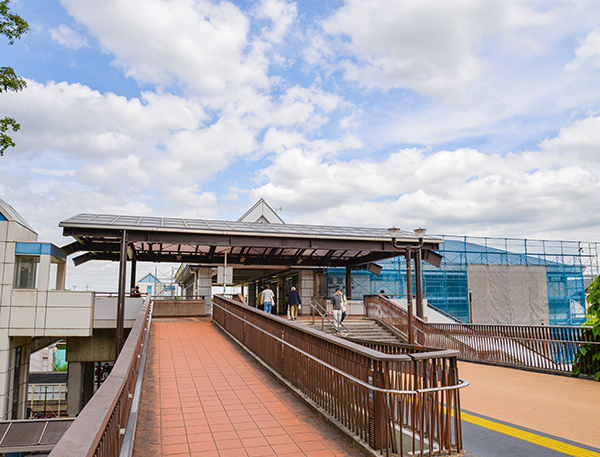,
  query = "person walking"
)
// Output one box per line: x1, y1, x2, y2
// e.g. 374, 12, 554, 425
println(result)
261, 284, 275, 314
287, 287, 301, 320
340, 288, 347, 323
256, 288, 264, 311
331, 289, 343, 333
